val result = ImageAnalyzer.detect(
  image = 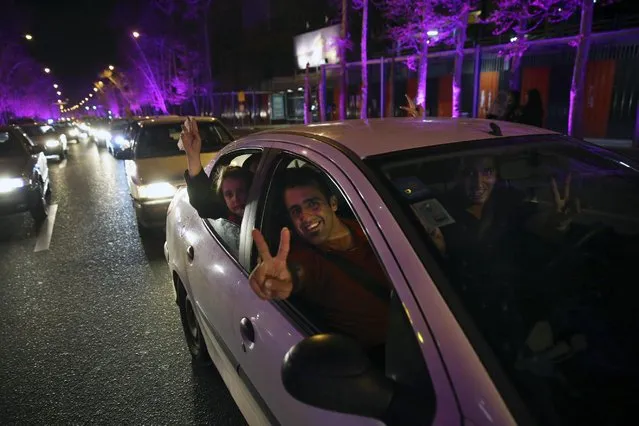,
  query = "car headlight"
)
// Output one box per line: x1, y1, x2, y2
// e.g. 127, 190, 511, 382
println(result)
46, 139, 60, 147
96, 129, 111, 140
114, 135, 130, 148
0, 177, 25, 193
138, 182, 177, 199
